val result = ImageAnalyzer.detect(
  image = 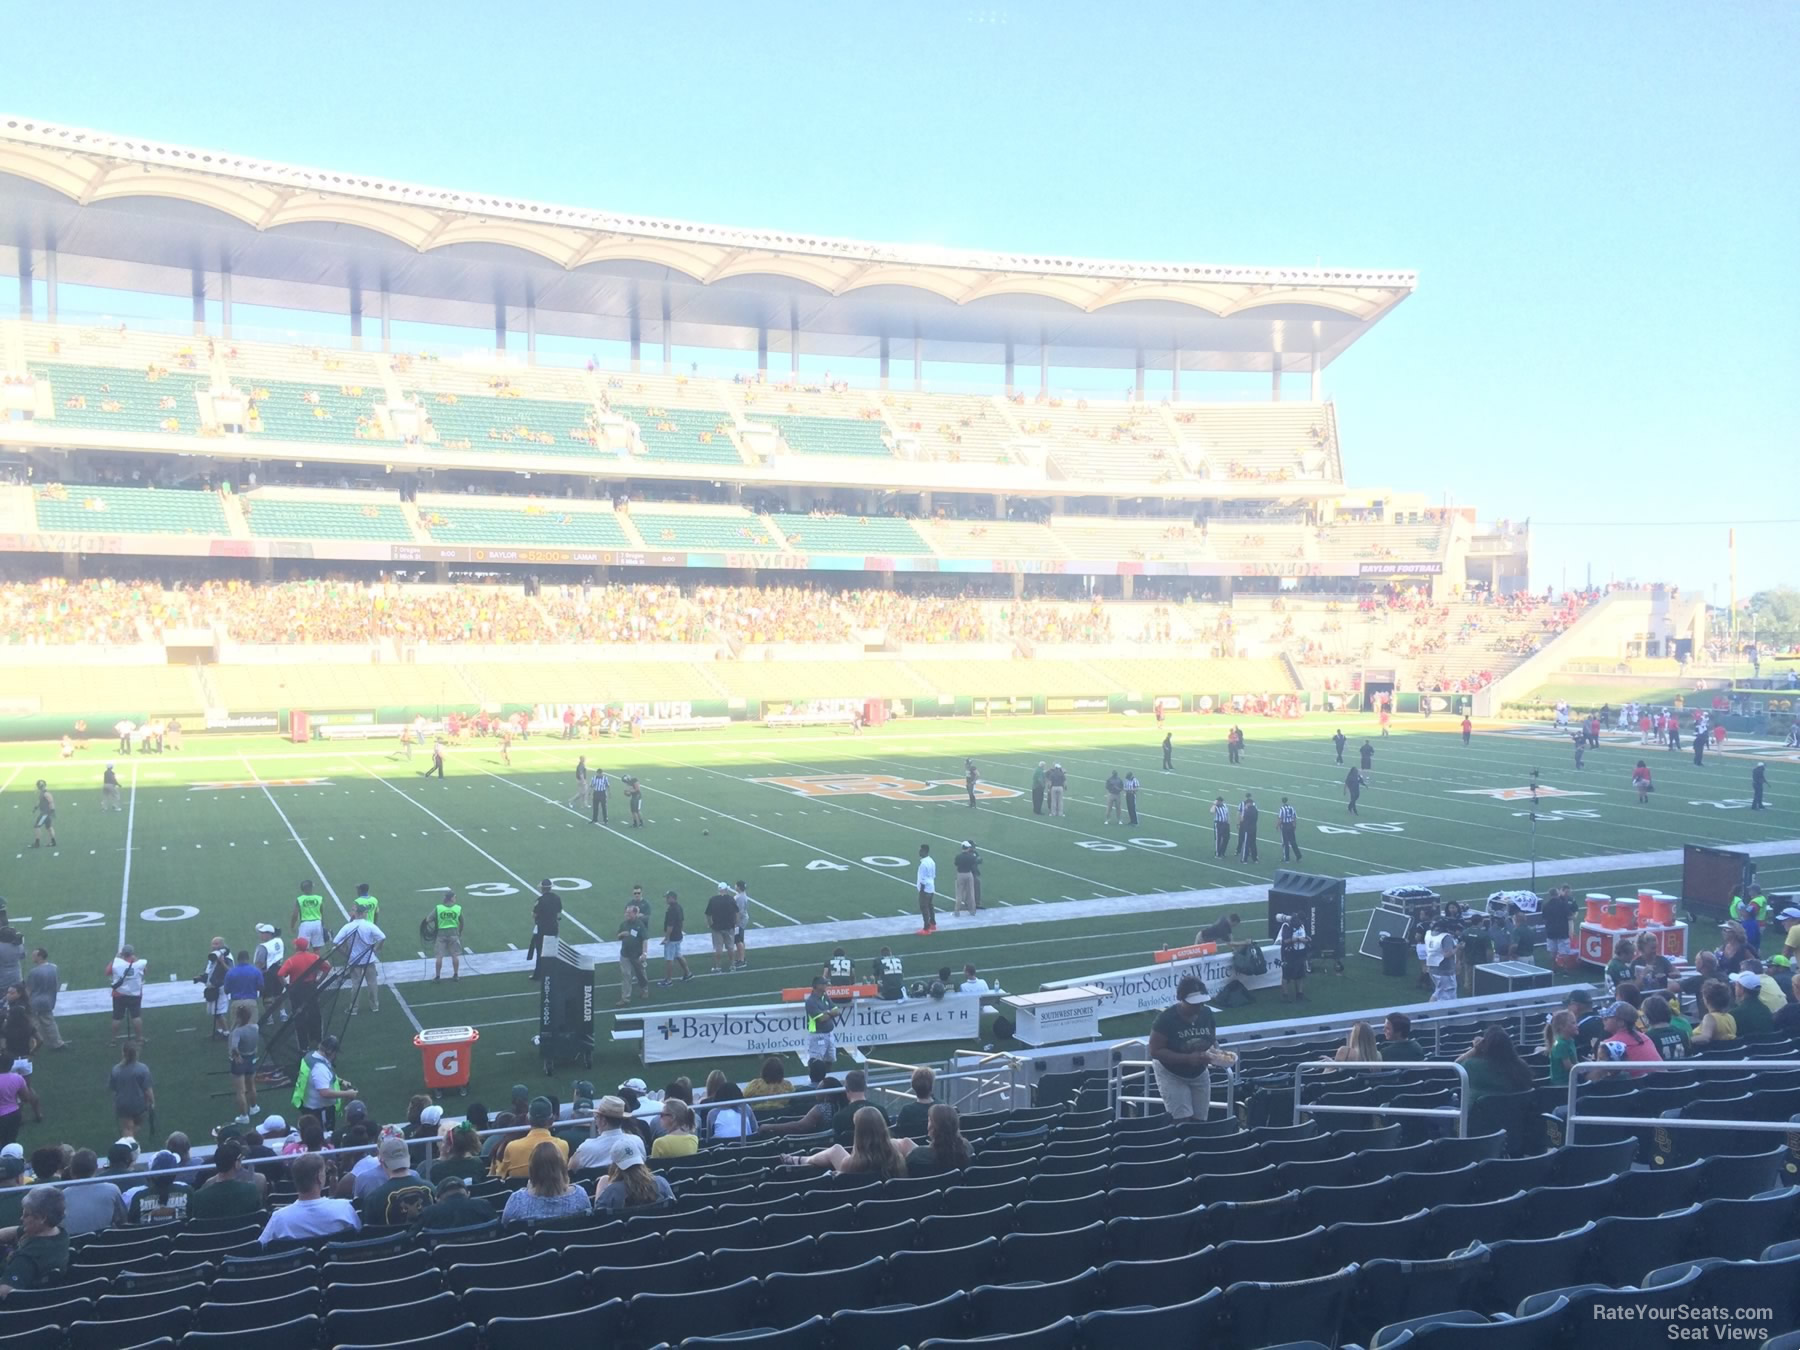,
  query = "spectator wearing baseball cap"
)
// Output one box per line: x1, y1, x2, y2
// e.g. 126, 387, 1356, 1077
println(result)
360, 1136, 433, 1226
1563, 988, 1606, 1056
490, 1096, 569, 1180
594, 1133, 673, 1213
1728, 971, 1774, 1037
188, 1139, 267, 1220
570, 1096, 633, 1170
1147, 974, 1226, 1121
1596, 1002, 1663, 1077
415, 1172, 496, 1231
